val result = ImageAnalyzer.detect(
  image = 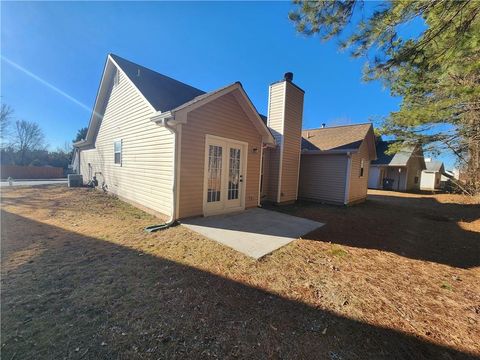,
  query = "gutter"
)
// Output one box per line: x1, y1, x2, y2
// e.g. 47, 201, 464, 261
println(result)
72, 139, 89, 148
